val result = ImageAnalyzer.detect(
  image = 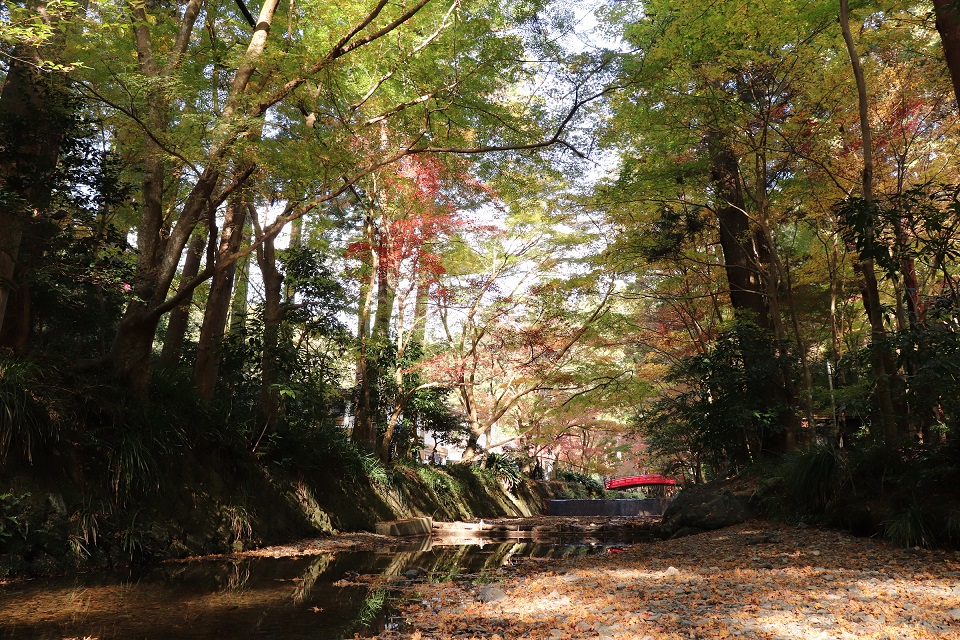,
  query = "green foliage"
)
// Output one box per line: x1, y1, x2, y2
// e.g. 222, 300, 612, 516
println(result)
119, 510, 146, 560
839, 185, 960, 291
258, 422, 368, 483
0, 492, 30, 544
555, 469, 605, 497
636, 323, 797, 475
0, 360, 55, 464
898, 324, 960, 441
69, 374, 200, 498
67, 500, 107, 560
222, 506, 253, 552
482, 452, 525, 491
884, 501, 939, 549
416, 464, 463, 500
356, 588, 388, 626
361, 454, 391, 487
14, 117, 135, 360
280, 247, 349, 337
783, 442, 848, 514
